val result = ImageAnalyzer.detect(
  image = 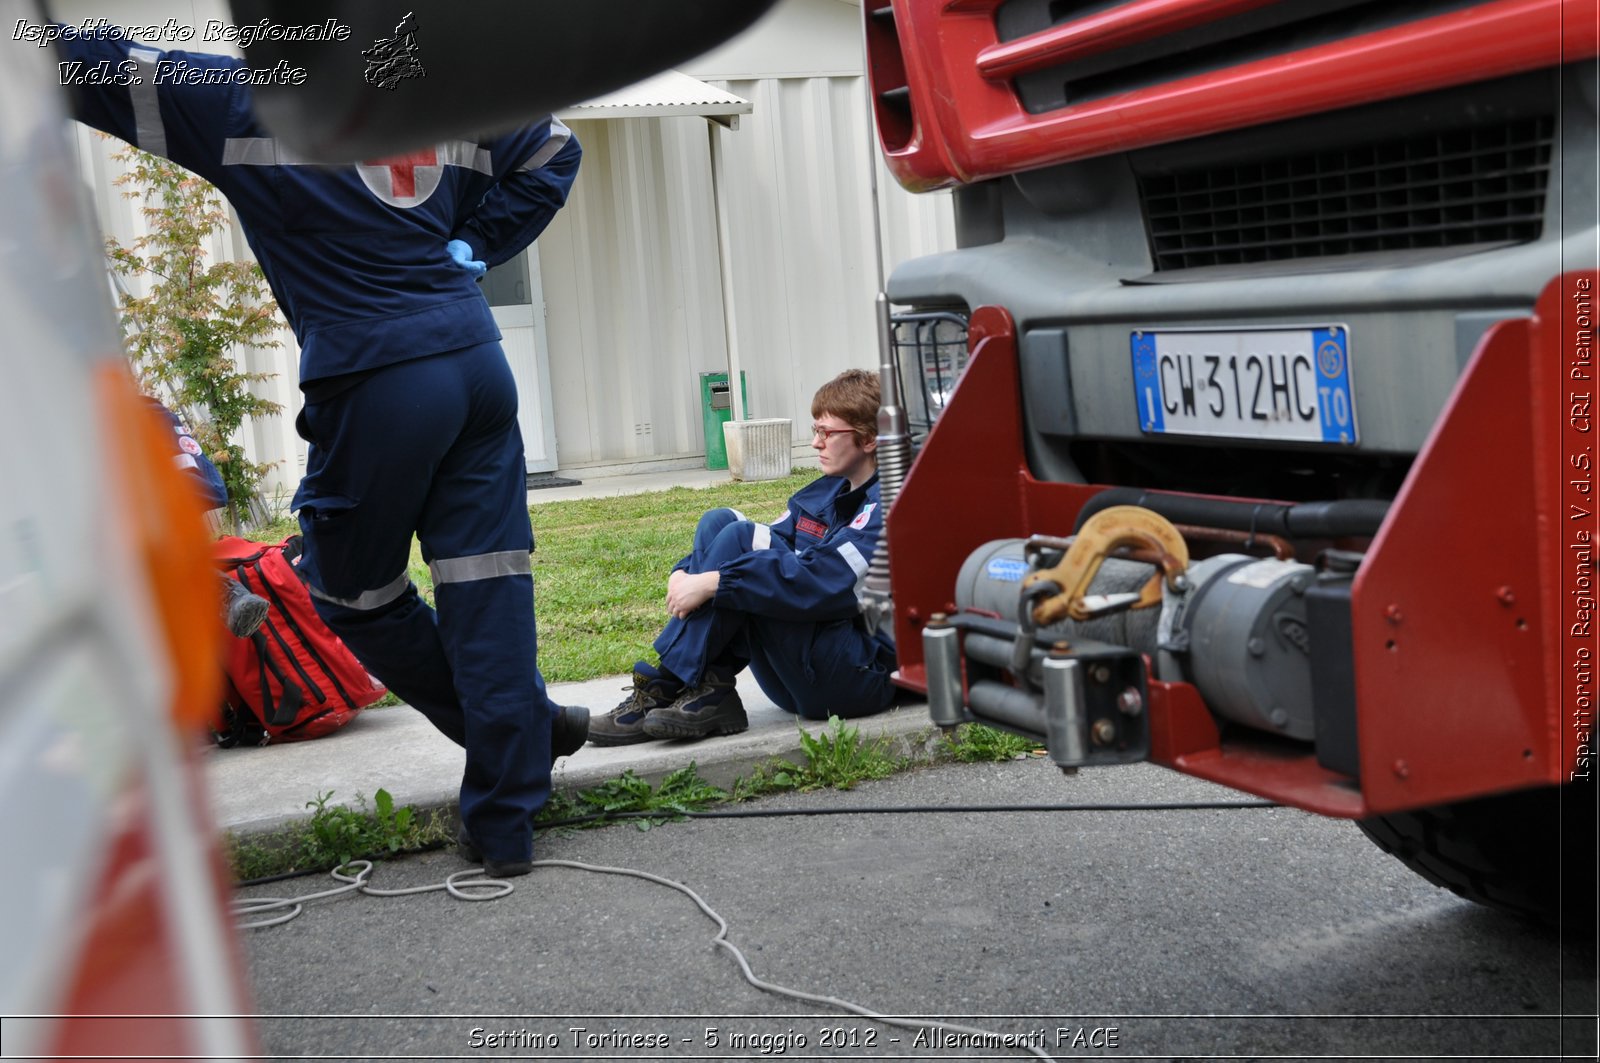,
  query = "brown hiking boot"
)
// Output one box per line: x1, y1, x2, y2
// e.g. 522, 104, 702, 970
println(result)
641, 670, 747, 740
587, 671, 680, 746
